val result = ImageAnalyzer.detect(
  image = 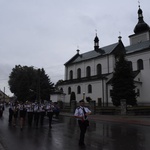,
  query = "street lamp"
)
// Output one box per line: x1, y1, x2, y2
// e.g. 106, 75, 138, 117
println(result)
31, 66, 41, 103
83, 92, 85, 101
37, 69, 41, 103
